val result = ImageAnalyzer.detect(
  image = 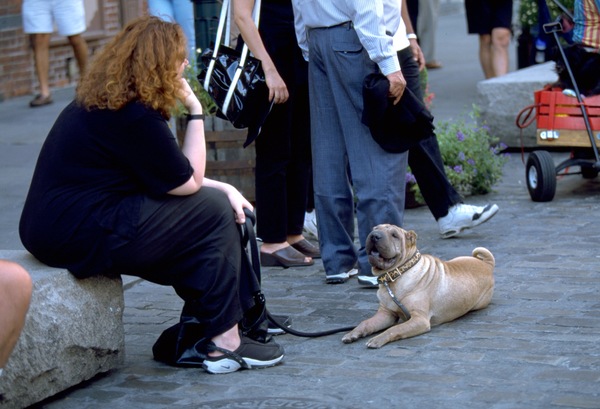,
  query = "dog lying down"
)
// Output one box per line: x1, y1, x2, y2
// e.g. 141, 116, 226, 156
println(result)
342, 224, 495, 348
